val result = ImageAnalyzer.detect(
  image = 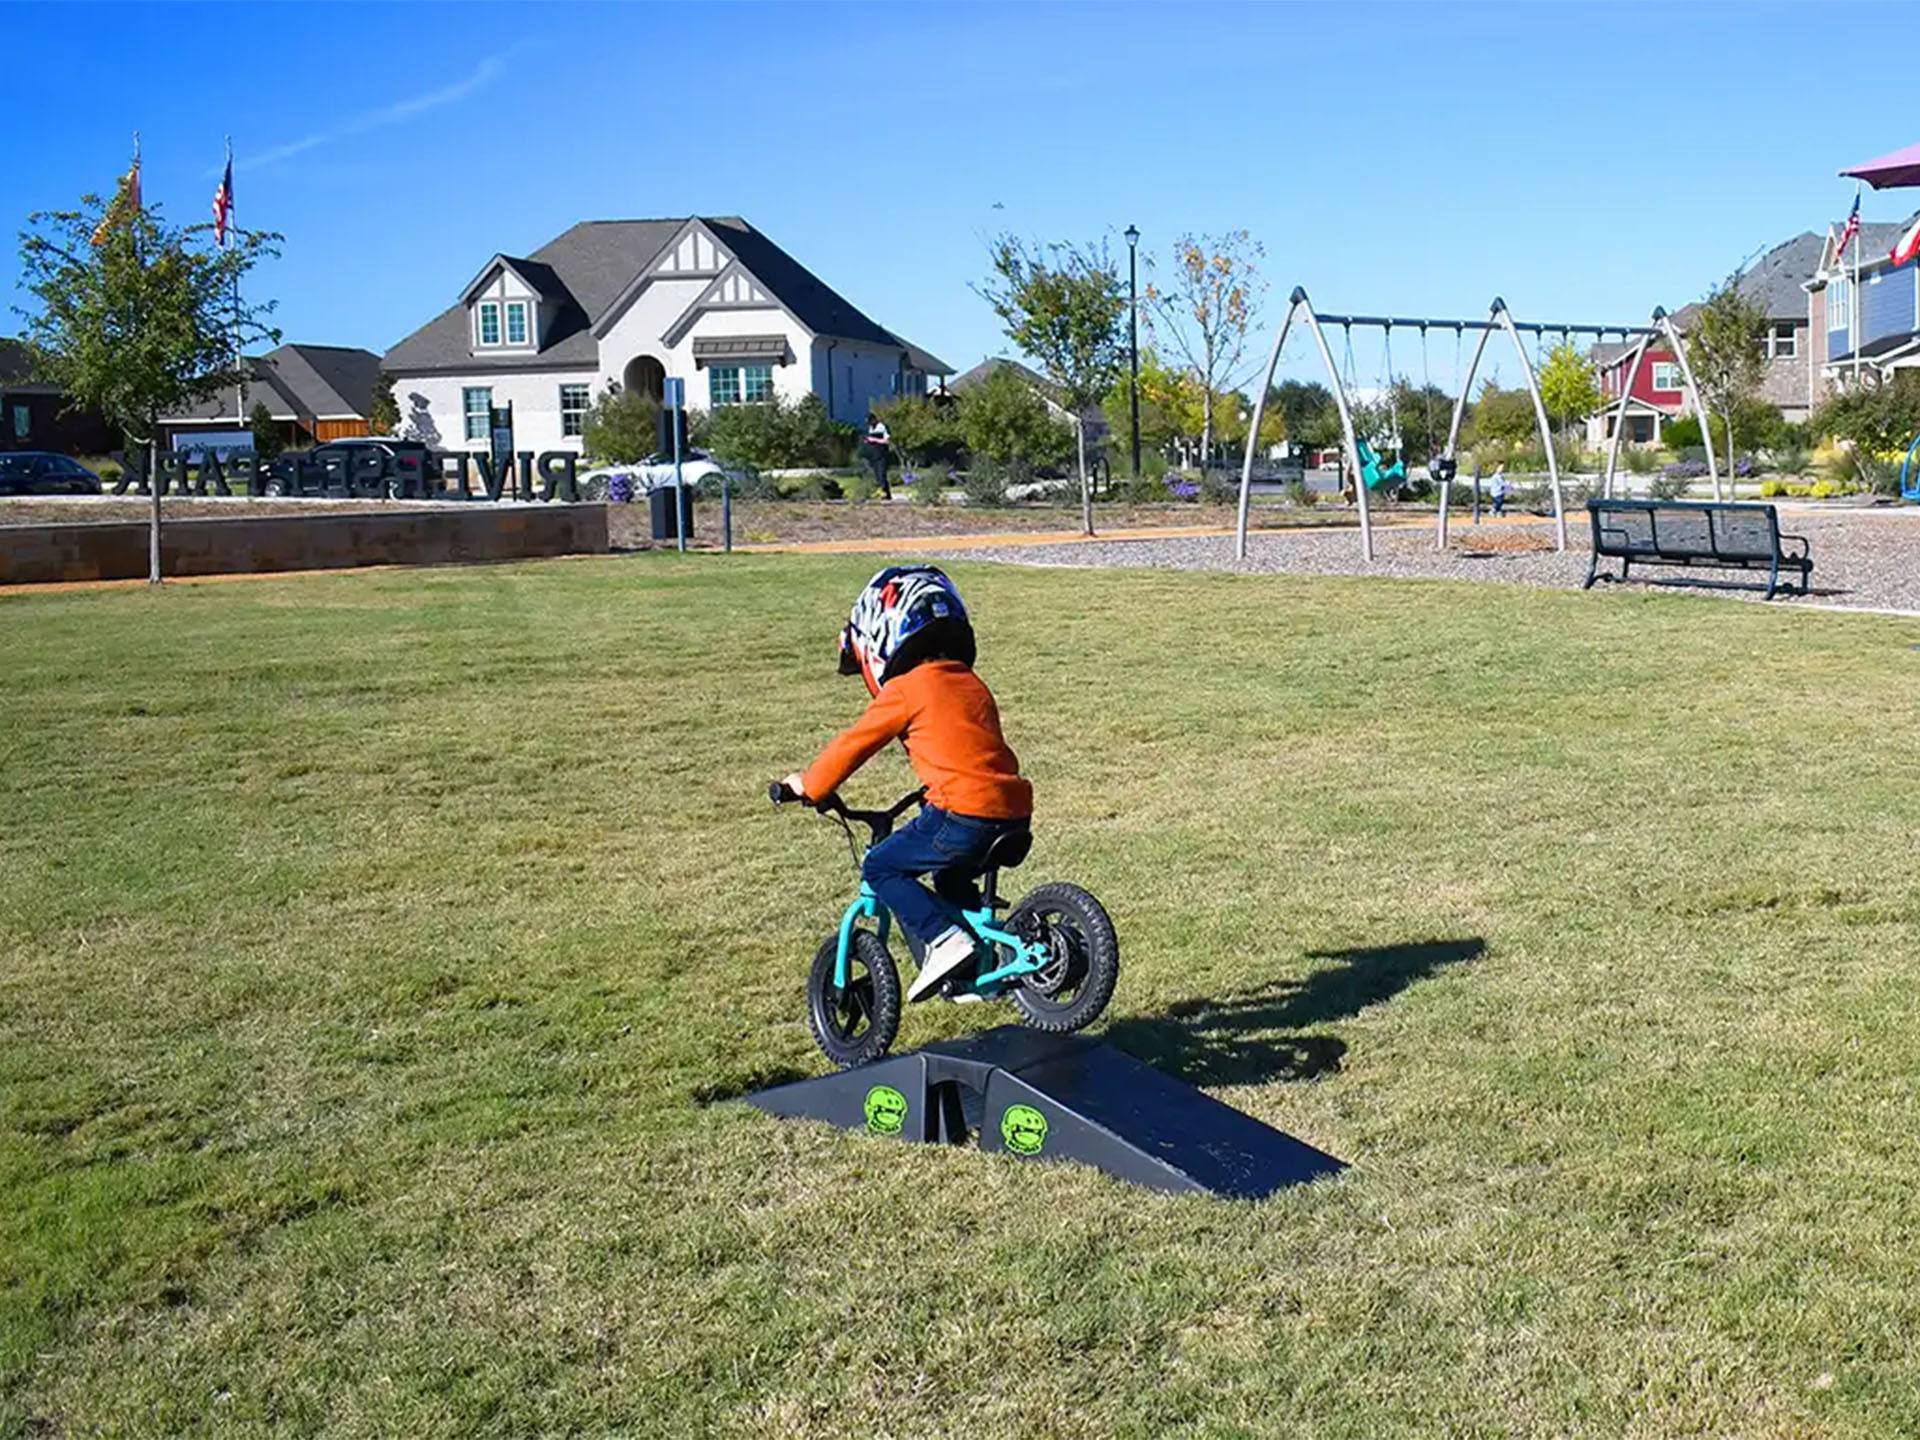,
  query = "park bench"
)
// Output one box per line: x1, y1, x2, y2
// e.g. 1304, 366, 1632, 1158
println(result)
1585, 498, 1812, 600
